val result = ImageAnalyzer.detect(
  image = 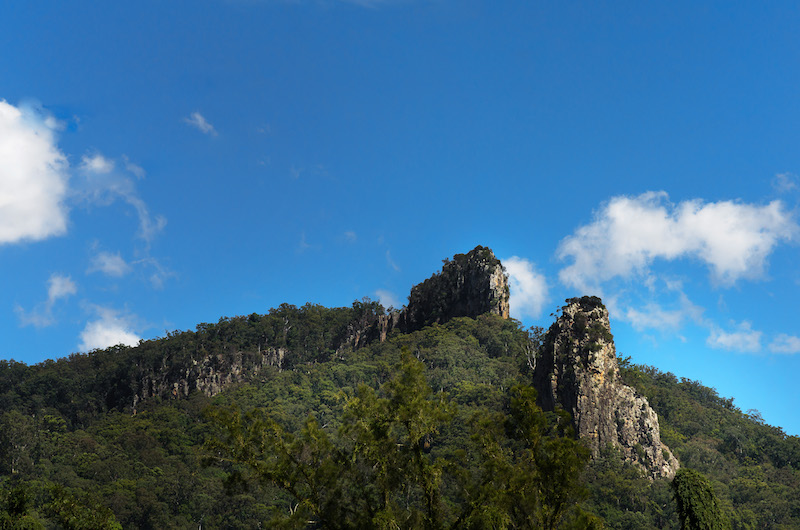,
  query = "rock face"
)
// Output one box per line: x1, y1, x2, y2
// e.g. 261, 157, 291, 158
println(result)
533, 296, 679, 479
132, 347, 287, 412
125, 250, 679, 480
339, 245, 510, 347
398, 245, 510, 333
131, 246, 509, 409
